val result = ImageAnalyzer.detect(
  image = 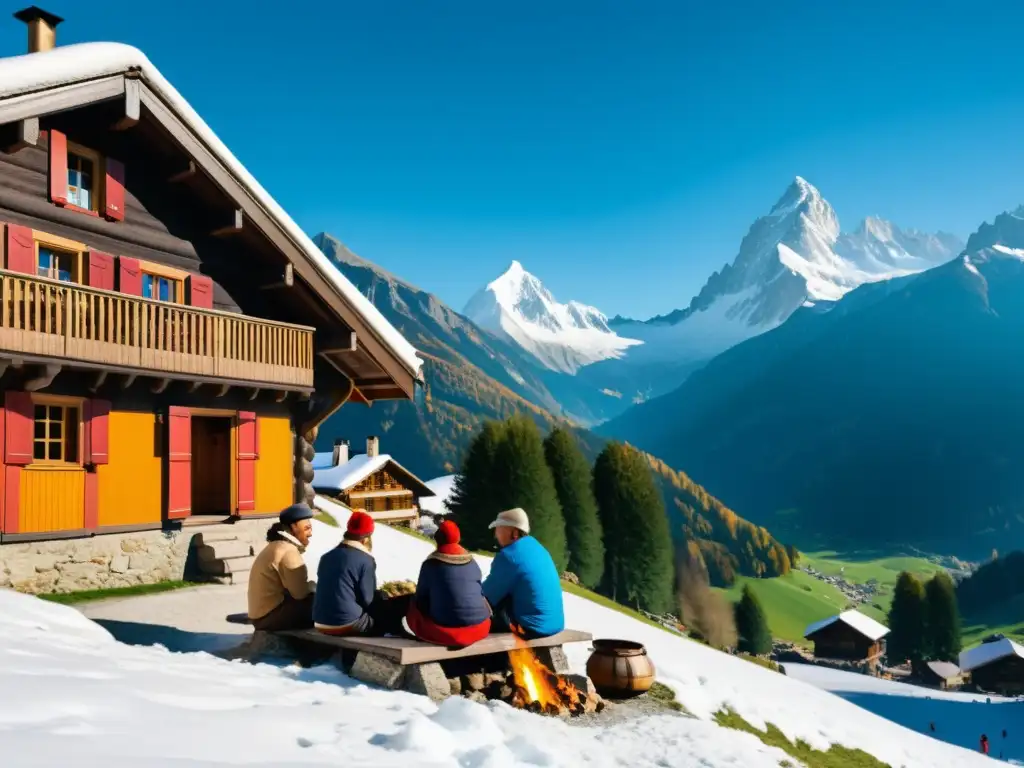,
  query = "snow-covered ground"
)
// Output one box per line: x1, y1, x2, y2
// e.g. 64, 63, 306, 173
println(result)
786, 663, 1023, 763
418, 475, 457, 516
0, 498, 999, 766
